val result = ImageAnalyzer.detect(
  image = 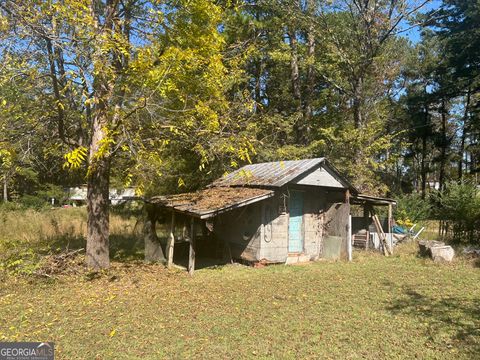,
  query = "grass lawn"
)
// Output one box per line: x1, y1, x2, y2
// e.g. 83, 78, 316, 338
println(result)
0, 238, 479, 359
